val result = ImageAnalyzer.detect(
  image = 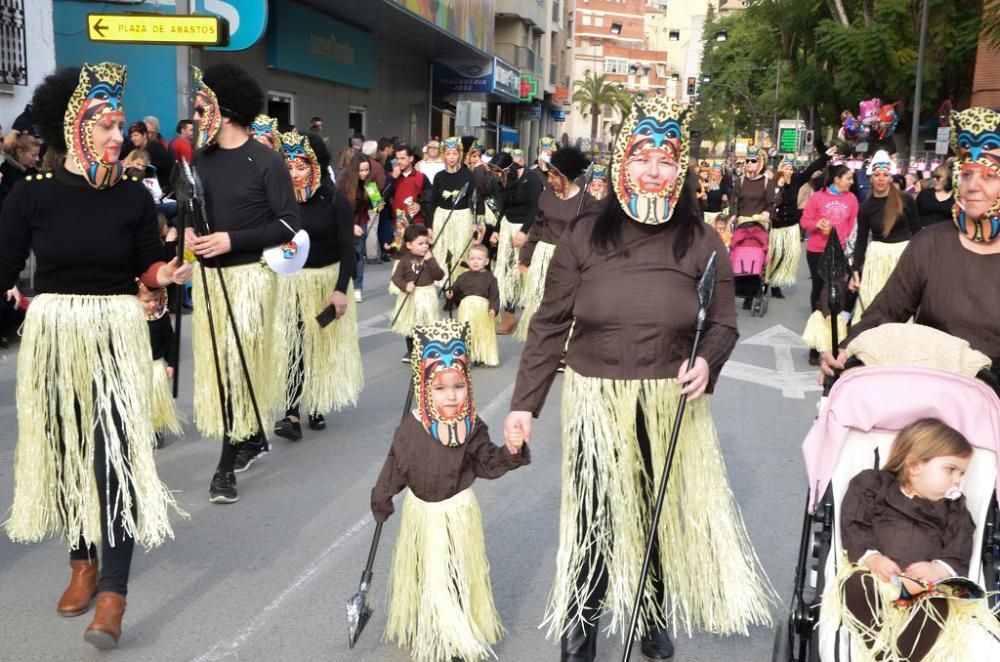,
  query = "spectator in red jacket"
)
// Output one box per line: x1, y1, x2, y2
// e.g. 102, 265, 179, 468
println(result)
171, 119, 195, 163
